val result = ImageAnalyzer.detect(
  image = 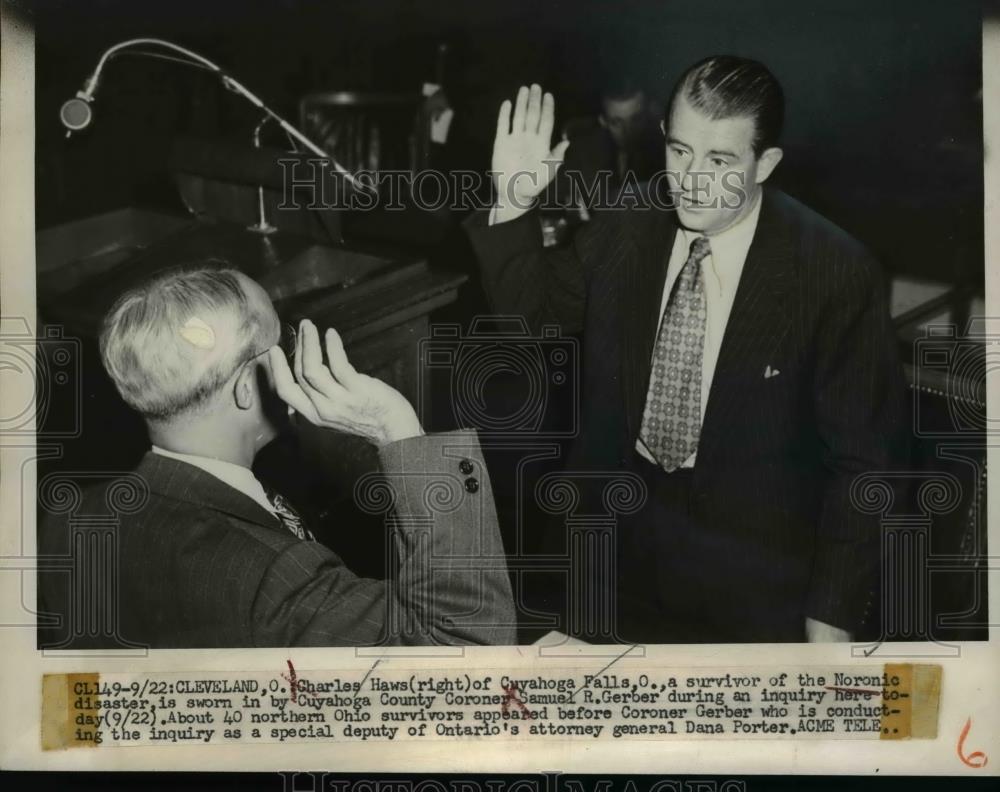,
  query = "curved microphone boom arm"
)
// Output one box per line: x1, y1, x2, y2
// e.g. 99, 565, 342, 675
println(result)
62, 37, 368, 192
